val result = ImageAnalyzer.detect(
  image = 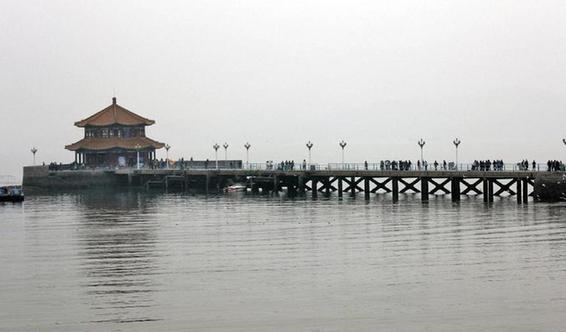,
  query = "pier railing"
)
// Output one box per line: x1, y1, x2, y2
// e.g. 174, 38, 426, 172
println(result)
45, 162, 564, 173
241, 162, 558, 172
